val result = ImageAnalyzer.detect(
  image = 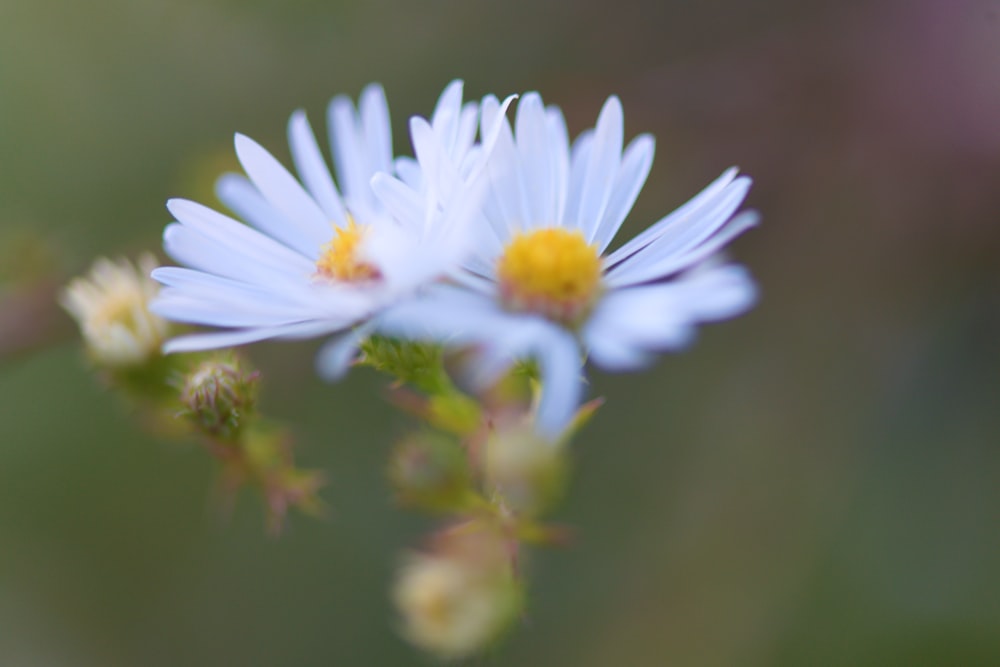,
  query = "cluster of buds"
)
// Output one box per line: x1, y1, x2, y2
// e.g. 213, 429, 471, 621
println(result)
61, 257, 600, 657
363, 337, 592, 658
61, 255, 323, 532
